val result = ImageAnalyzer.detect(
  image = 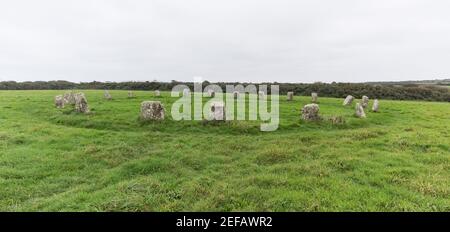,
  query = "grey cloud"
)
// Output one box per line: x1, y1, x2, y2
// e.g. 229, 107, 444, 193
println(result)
1, 0, 449, 83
